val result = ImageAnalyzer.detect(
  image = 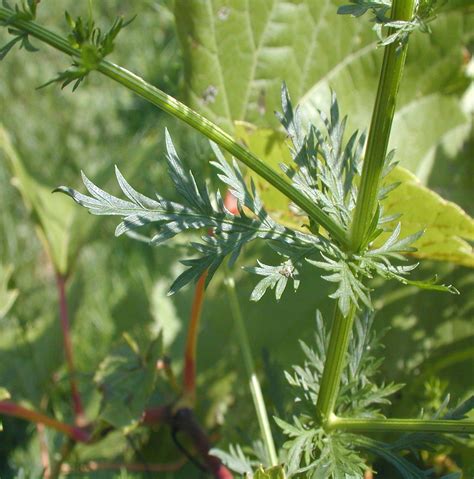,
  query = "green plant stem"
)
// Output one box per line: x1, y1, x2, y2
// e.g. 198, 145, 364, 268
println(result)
0, 6, 349, 249
315, 305, 356, 424
224, 276, 278, 467
328, 416, 474, 434
350, 0, 416, 252
316, 0, 415, 428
